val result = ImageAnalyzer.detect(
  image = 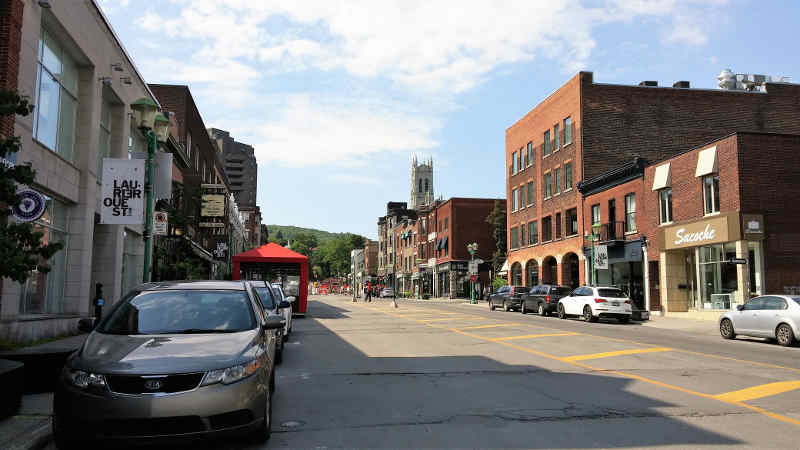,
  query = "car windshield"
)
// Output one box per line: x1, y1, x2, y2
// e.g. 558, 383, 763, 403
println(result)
597, 288, 626, 298
98, 290, 256, 335
253, 286, 276, 309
